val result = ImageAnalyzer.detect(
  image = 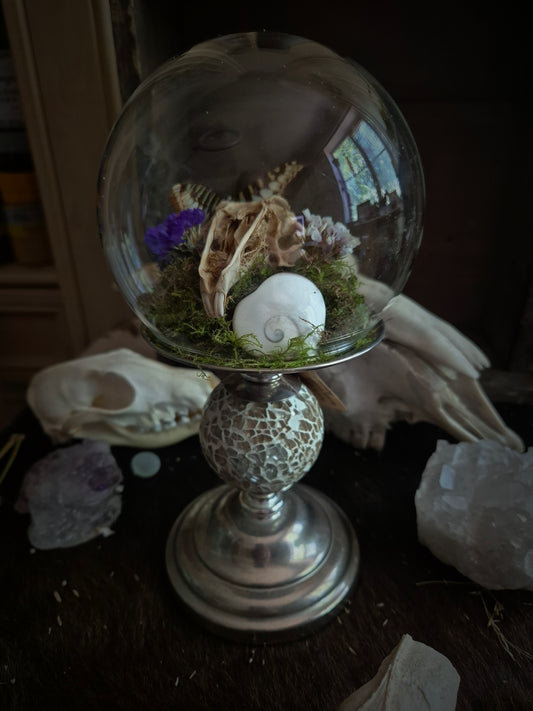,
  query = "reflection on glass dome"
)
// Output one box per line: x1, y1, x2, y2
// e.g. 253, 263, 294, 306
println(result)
98, 32, 424, 371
